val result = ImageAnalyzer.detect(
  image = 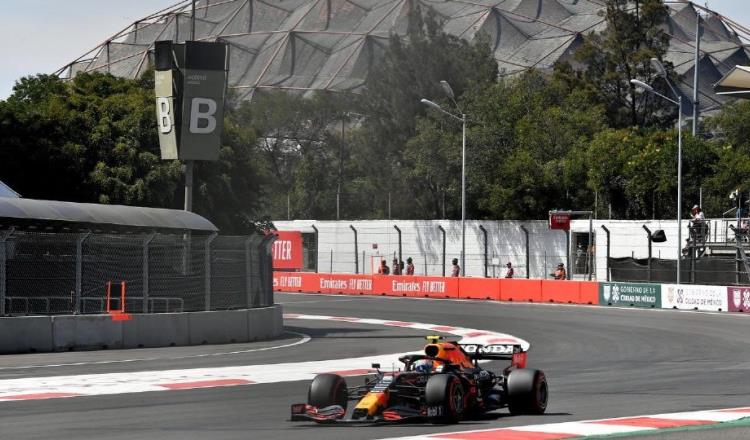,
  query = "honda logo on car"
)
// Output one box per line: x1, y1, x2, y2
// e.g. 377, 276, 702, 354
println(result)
461, 344, 514, 355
